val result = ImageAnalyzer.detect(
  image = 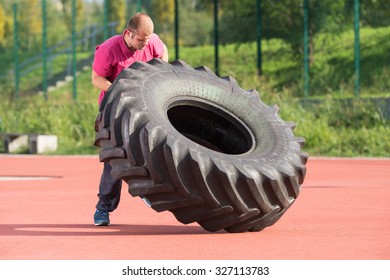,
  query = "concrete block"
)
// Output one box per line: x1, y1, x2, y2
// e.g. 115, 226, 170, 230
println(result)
8, 134, 29, 153
29, 134, 58, 154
